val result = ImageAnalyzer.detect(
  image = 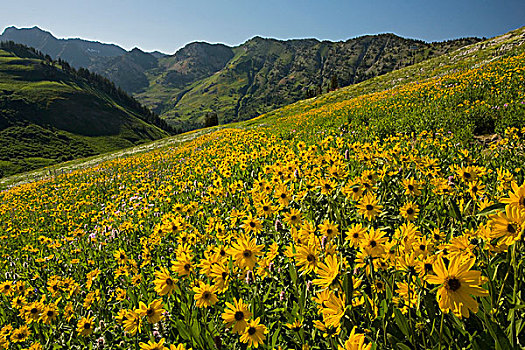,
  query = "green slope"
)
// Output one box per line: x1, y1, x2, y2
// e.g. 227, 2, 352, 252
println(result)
138, 35, 481, 130
0, 42, 170, 177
